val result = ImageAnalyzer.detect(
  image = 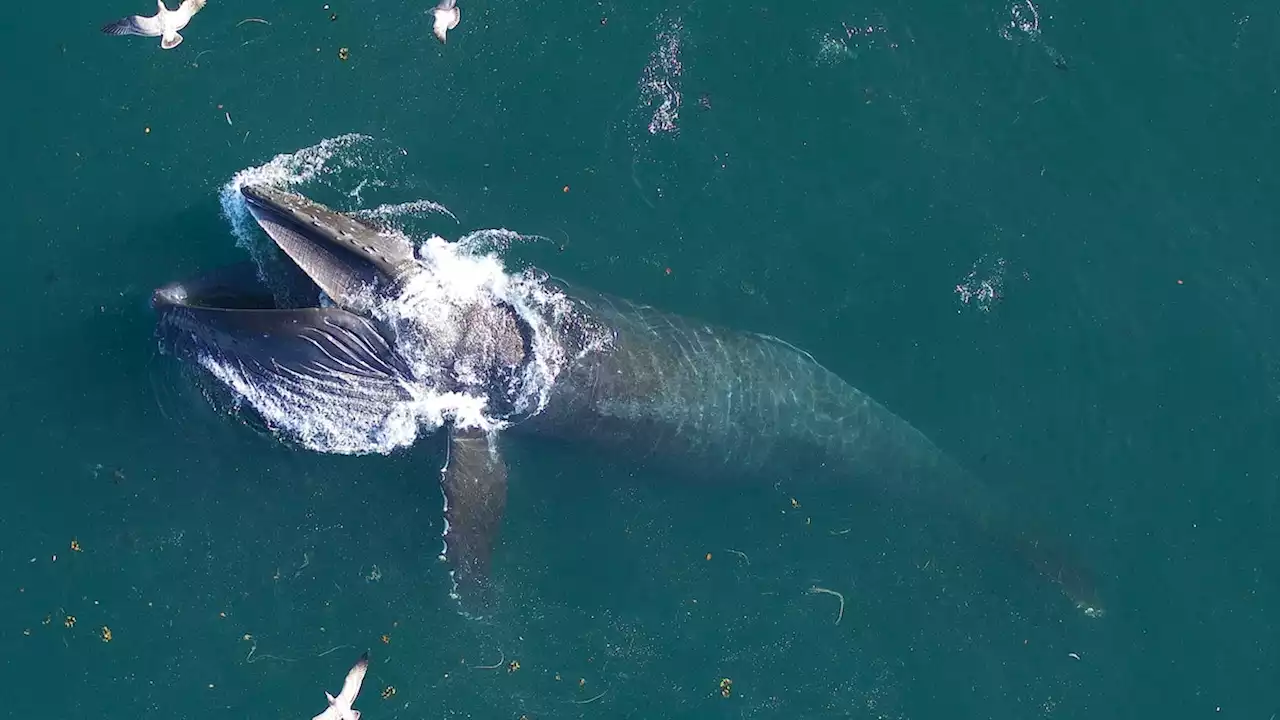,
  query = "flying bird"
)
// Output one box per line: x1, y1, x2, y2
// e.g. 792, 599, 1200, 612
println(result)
312, 652, 369, 720
101, 0, 208, 50
431, 0, 461, 44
